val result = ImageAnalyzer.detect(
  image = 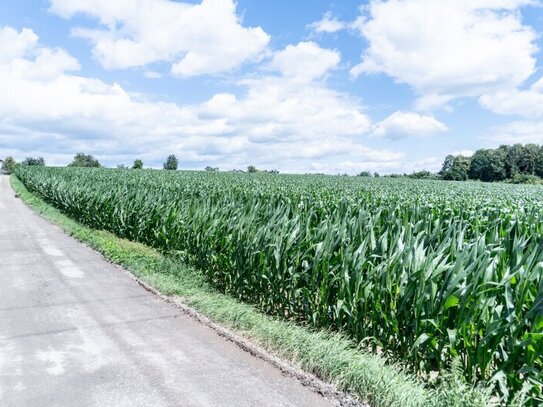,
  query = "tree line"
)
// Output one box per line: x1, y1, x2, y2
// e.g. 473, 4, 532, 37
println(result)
1, 153, 172, 173
1, 153, 280, 174
356, 144, 543, 184
4, 144, 543, 182
440, 144, 543, 183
